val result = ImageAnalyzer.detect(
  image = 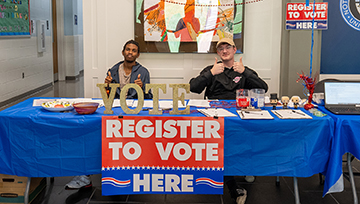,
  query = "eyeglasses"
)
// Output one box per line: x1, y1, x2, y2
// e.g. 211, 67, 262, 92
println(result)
217, 45, 233, 52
